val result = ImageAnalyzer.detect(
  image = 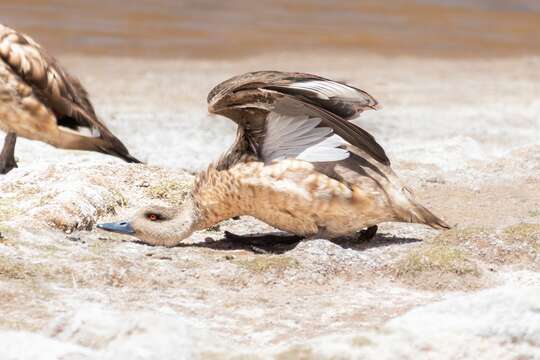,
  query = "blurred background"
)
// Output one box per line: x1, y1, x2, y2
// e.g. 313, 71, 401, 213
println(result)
1, 0, 539, 59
